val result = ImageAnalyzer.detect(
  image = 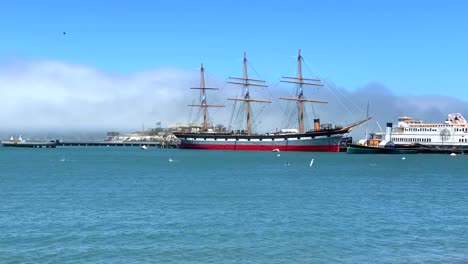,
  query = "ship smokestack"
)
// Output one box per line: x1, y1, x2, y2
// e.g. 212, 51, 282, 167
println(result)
385, 122, 392, 141
314, 118, 320, 131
